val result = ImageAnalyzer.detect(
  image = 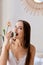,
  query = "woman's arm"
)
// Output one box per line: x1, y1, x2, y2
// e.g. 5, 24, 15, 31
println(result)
0, 47, 8, 65
0, 31, 11, 65
29, 44, 36, 65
